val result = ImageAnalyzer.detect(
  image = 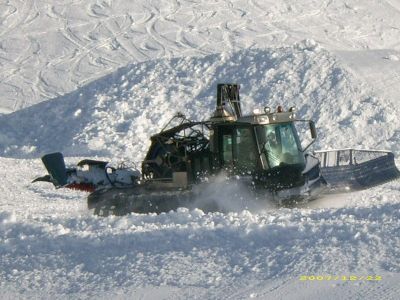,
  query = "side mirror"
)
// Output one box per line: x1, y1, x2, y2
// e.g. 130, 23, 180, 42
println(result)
309, 120, 317, 139
301, 120, 317, 152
